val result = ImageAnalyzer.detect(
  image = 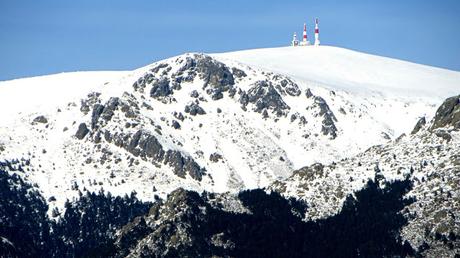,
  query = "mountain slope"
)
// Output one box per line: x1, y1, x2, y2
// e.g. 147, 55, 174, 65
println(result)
0, 71, 129, 125
270, 94, 460, 256
212, 46, 459, 99
0, 46, 459, 257
0, 47, 459, 211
